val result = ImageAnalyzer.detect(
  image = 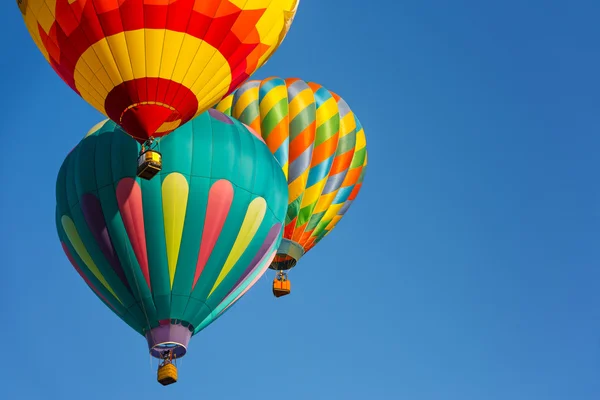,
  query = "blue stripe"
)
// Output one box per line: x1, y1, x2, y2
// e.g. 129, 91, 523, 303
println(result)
273, 138, 289, 167
287, 80, 310, 102
306, 156, 334, 187
331, 185, 354, 205
259, 77, 286, 100
313, 87, 332, 107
